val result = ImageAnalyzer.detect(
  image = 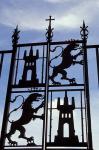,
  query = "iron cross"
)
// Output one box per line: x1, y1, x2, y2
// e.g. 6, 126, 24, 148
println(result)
46, 16, 55, 26
46, 16, 55, 42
